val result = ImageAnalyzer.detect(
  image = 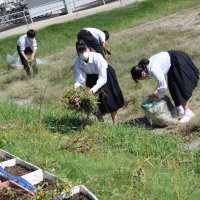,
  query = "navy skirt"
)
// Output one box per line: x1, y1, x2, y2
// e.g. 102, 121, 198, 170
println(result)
86, 65, 124, 114
167, 50, 199, 106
